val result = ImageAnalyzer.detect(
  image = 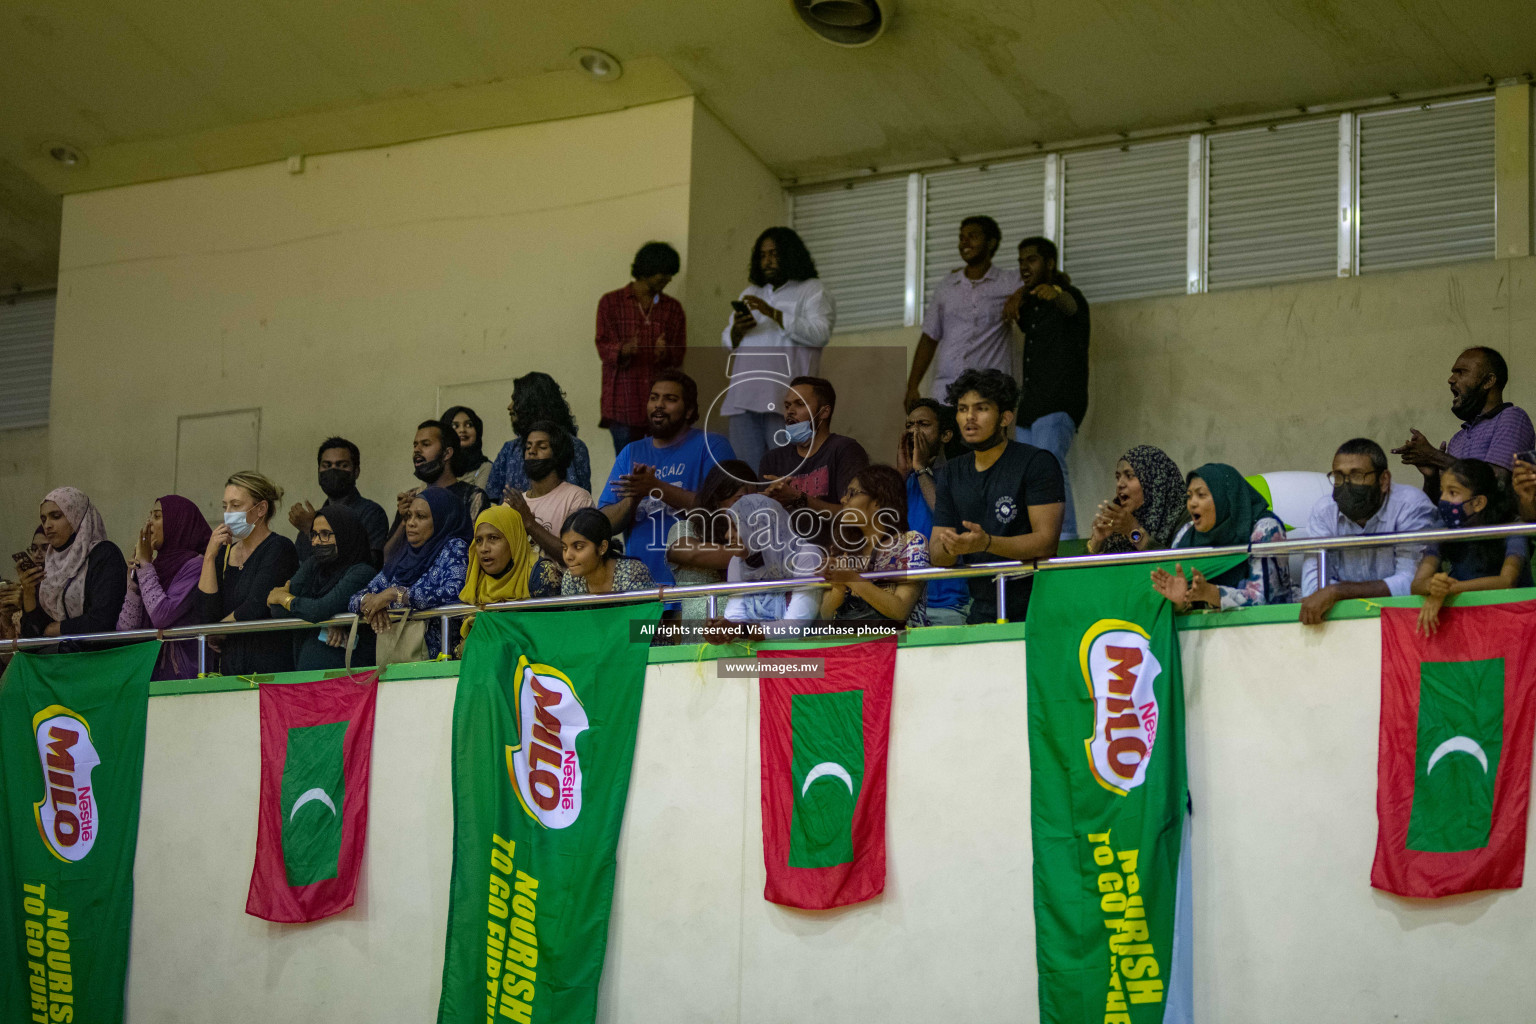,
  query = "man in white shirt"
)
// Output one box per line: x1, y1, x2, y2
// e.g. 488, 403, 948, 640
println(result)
720, 228, 836, 473
1299, 438, 1438, 625
904, 215, 1023, 409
